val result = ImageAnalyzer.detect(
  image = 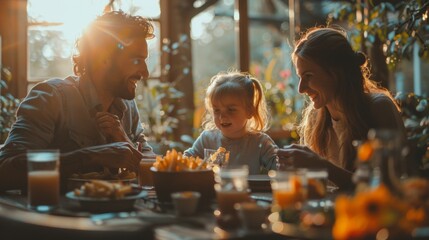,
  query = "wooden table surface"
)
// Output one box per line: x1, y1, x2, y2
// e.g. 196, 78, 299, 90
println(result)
0, 189, 286, 240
